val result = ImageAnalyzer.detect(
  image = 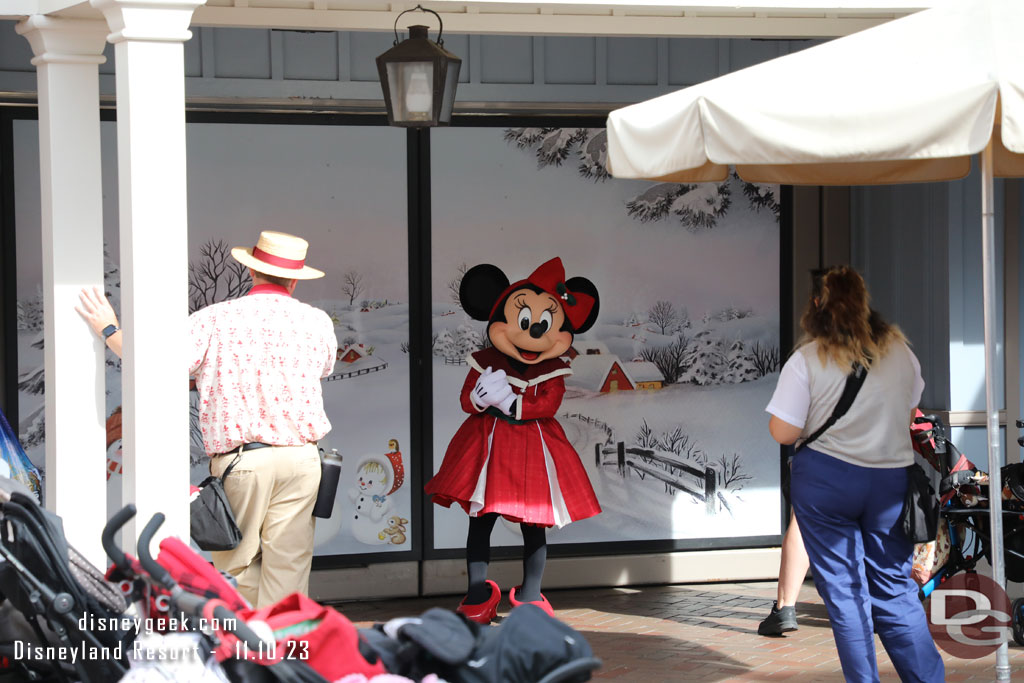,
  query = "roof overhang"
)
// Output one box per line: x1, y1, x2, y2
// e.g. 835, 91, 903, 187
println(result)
4, 1, 936, 38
